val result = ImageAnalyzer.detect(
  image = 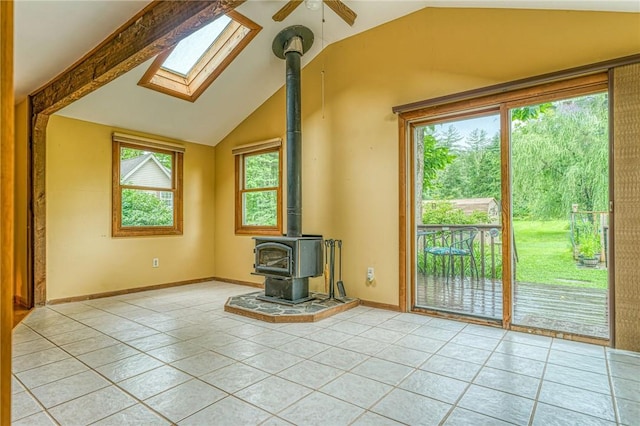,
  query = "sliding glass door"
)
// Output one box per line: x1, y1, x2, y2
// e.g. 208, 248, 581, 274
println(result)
408, 75, 611, 340
414, 112, 502, 320
510, 93, 610, 339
